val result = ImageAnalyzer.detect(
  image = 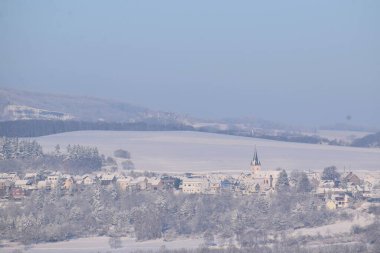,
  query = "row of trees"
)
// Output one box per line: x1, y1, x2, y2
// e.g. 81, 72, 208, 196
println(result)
0, 137, 43, 160
61, 144, 102, 174
0, 120, 195, 138
275, 169, 313, 193
0, 119, 362, 147
0, 138, 103, 174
